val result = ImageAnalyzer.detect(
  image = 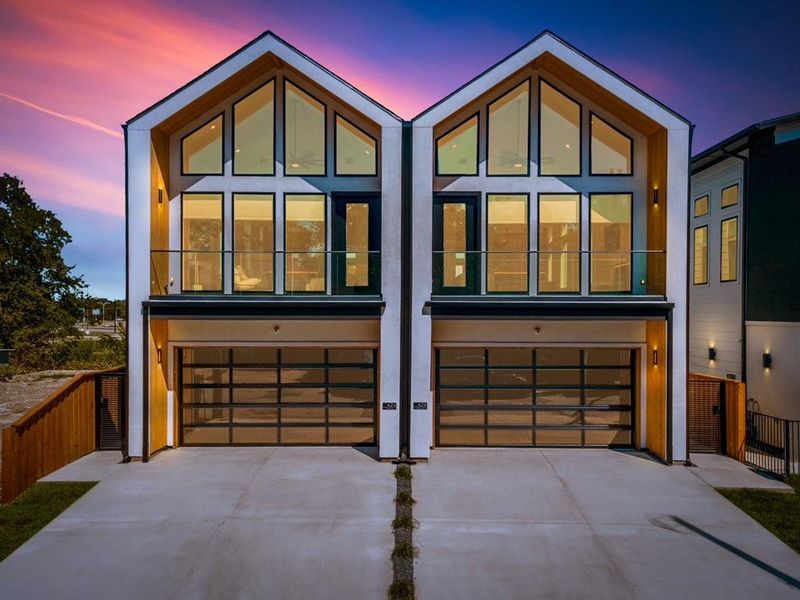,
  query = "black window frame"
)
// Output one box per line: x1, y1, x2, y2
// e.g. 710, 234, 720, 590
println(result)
231, 192, 276, 295
283, 78, 328, 177
693, 194, 710, 218
538, 78, 582, 177
231, 79, 276, 177
485, 192, 531, 294
536, 192, 582, 295
435, 113, 480, 177
331, 192, 381, 295
720, 183, 740, 209
283, 192, 328, 294
432, 192, 481, 295
333, 113, 379, 177
693, 224, 709, 286
180, 191, 225, 294
486, 80, 531, 177
180, 112, 225, 177
589, 112, 634, 176
720, 216, 739, 283
588, 192, 634, 295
